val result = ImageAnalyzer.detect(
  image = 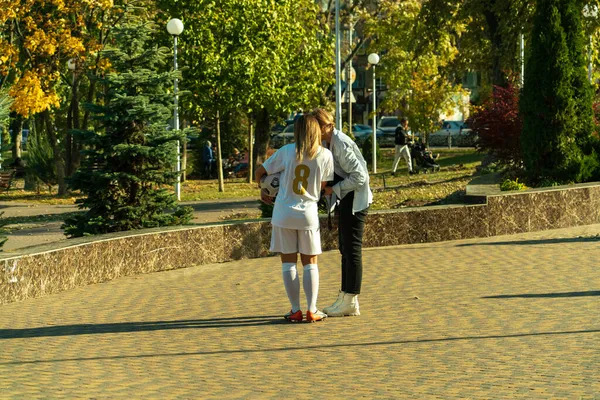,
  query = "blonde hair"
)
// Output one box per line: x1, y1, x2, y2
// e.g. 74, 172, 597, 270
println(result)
294, 114, 321, 161
312, 108, 334, 132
